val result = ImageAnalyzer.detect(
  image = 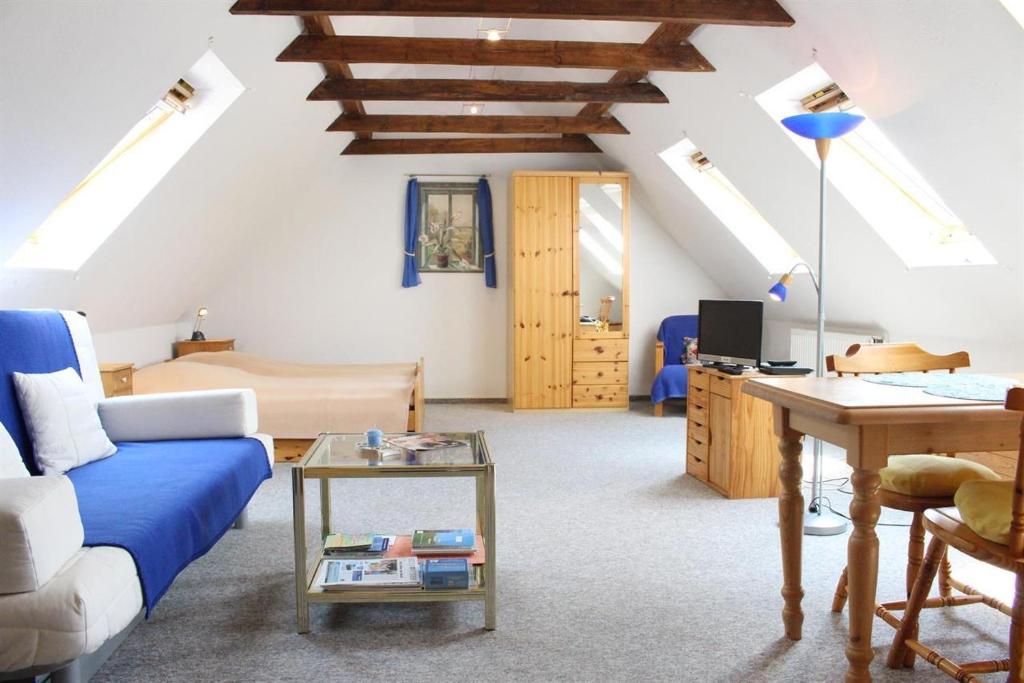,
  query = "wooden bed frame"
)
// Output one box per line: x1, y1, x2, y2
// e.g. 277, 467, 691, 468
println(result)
273, 357, 424, 463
